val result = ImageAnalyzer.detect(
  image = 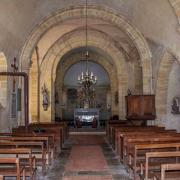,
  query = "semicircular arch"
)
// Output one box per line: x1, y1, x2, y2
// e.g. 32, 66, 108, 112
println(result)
38, 28, 128, 121
20, 5, 152, 93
